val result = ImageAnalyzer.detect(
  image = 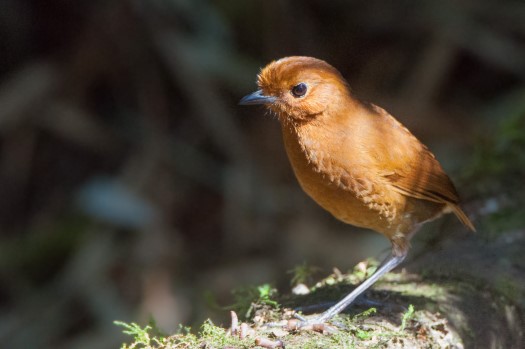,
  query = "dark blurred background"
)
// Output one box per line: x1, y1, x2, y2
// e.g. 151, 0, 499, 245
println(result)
1, 0, 524, 348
